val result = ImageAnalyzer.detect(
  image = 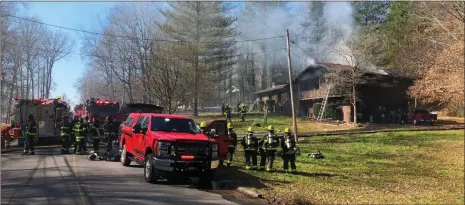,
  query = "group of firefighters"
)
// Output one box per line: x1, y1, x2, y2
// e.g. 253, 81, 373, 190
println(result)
199, 121, 298, 173
15, 114, 119, 156
222, 102, 247, 122
8, 107, 297, 172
